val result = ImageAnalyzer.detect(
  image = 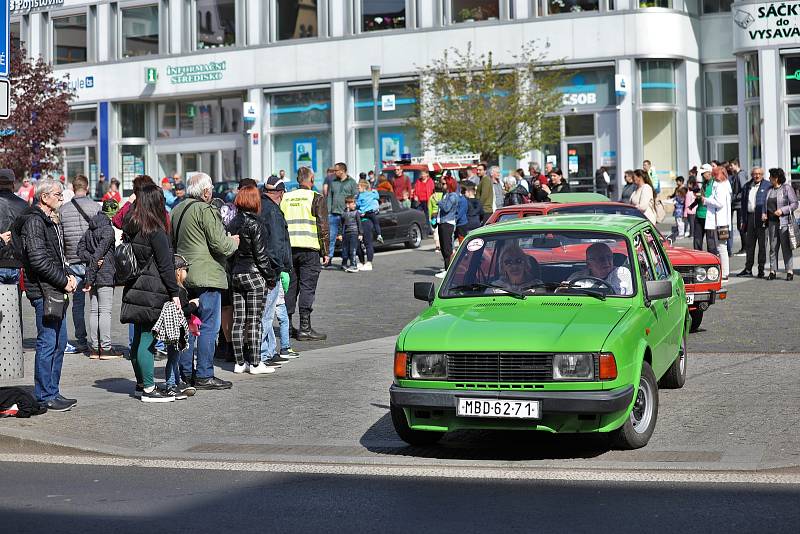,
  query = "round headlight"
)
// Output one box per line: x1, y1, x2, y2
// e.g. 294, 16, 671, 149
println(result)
706, 266, 720, 281
694, 266, 707, 282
